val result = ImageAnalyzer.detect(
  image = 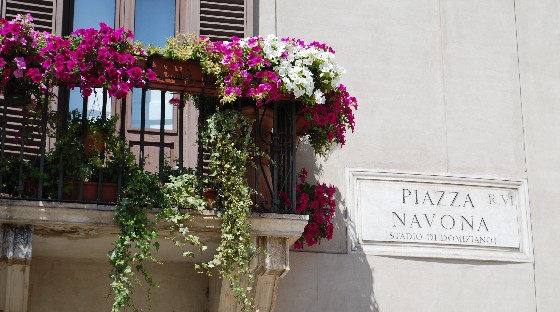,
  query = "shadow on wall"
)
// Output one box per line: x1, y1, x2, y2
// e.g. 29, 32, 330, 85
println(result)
274, 234, 379, 312
275, 140, 380, 312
